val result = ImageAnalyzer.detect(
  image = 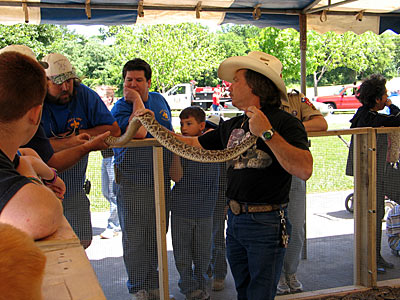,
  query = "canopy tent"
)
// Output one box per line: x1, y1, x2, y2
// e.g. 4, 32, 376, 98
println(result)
1, 0, 399, 95
0, 0, 399, 35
